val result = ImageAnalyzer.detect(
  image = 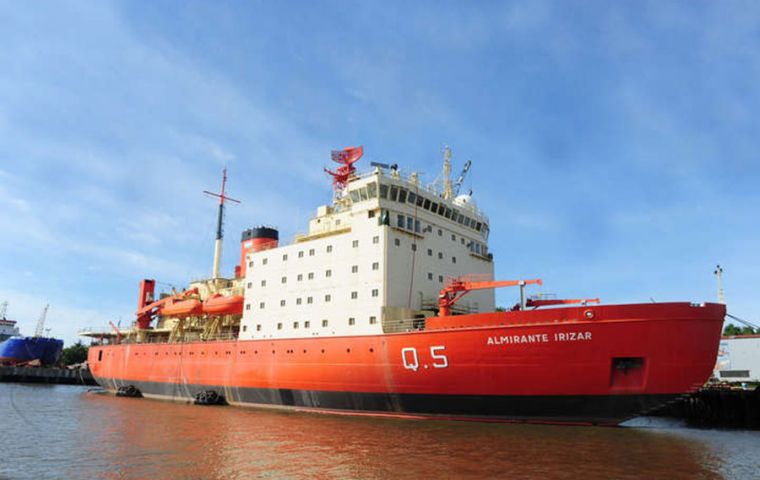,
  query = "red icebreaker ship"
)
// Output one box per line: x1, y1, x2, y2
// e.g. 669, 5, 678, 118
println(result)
84, 147, 724, 425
